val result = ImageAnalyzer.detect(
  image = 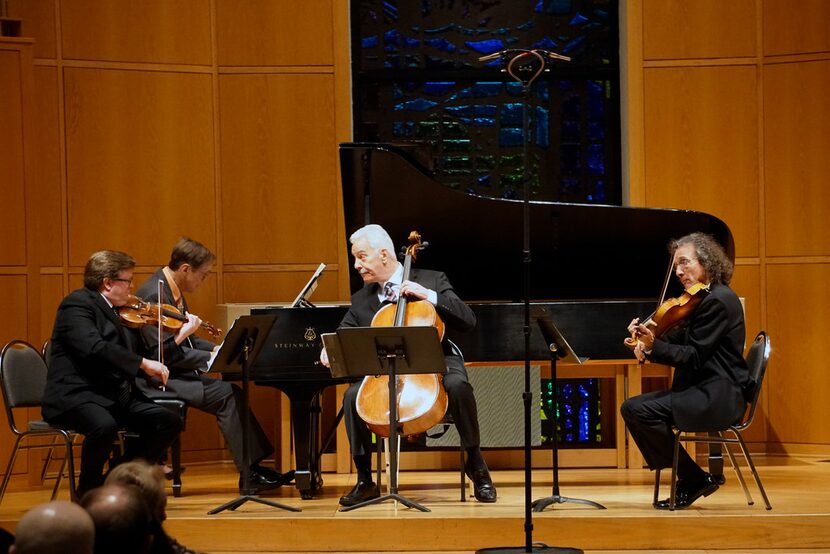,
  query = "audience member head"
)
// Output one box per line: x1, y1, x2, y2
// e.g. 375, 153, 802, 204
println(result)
105, 460, 167, 522
10, 500, 94, 554
80, 484, 154, 554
